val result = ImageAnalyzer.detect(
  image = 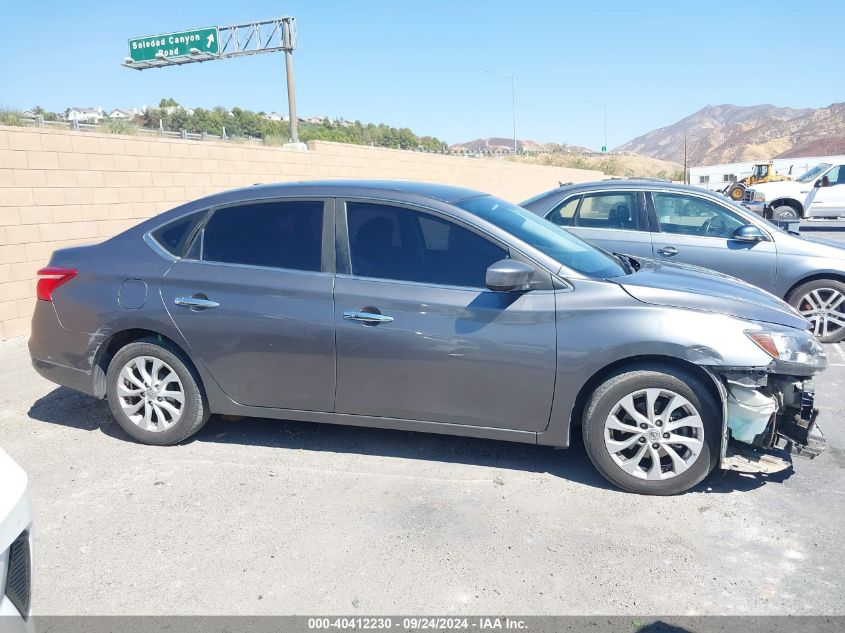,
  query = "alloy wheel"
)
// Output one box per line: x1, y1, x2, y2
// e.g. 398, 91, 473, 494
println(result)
798, 288, 845, 339
116, 356, 185, 432
603, 388, 704, 480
